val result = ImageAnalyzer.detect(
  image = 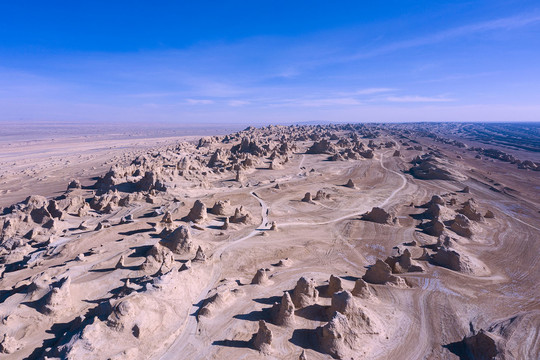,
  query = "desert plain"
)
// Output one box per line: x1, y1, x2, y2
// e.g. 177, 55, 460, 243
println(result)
0, 121, 539, 359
